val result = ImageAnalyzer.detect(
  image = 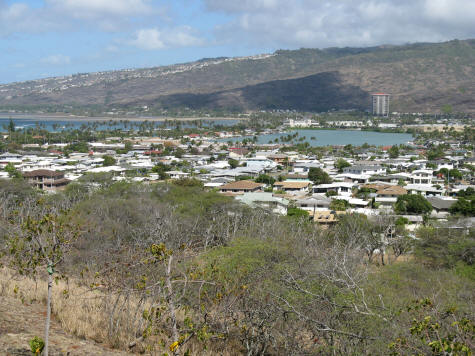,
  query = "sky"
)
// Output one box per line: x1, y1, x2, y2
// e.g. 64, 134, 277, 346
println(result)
1, 0, 475, 84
